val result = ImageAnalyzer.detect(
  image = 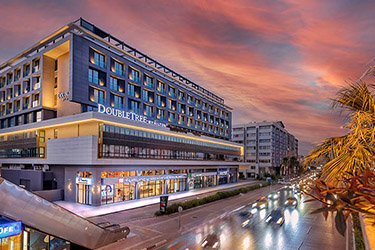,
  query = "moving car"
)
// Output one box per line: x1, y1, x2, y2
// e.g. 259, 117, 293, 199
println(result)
267, 191, 280, 200
284, 196, 298, 208
241, 213, 255, 228
201, 234, 220, 249
265, 208, 285, 226
252, 197, 269, 209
